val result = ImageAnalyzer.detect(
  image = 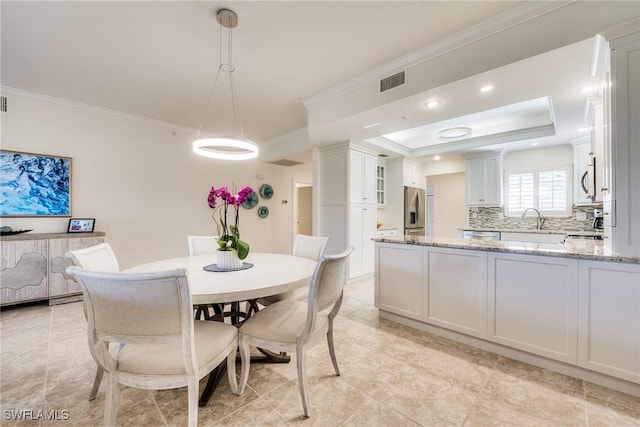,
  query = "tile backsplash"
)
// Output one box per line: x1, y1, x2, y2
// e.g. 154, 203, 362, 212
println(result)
468, 205, 603, 232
